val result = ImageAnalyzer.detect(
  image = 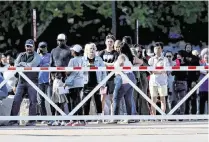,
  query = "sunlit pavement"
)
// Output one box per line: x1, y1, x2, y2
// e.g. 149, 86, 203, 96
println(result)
0, 121, 208, 142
